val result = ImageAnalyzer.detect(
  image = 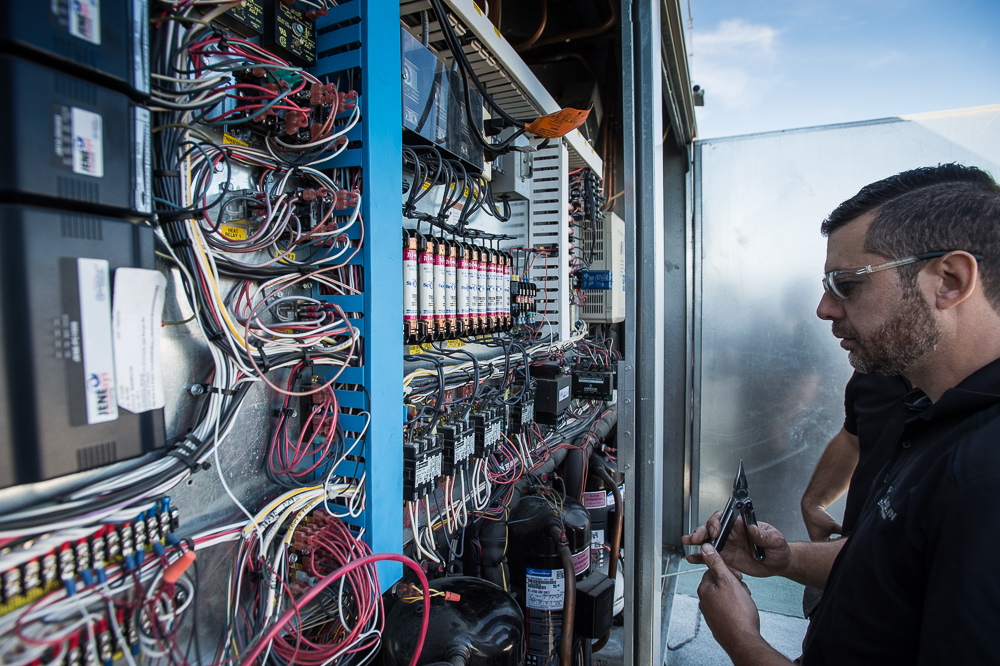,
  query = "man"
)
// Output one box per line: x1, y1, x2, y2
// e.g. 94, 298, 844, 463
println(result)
800, 373, 910, 544
683, 164, 1000, 664
799, 371, 909, 618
